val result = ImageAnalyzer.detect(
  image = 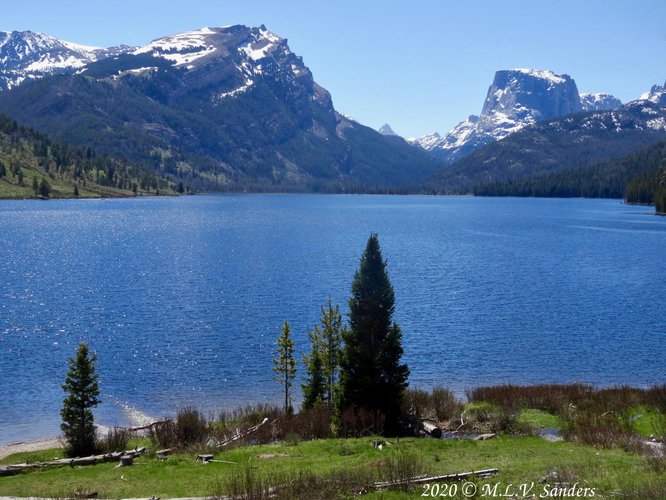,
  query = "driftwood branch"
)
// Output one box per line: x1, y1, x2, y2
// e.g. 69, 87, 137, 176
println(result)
217, 417, 271, 448
455, 410, 467, 432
